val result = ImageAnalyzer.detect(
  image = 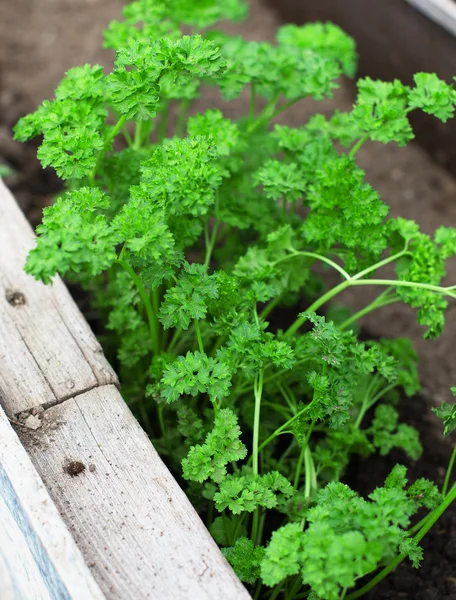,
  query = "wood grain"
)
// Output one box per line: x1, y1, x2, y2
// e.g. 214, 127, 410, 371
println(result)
19, 385, 251, 600
0, 405, 105, 600
0, 179, 118, 416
